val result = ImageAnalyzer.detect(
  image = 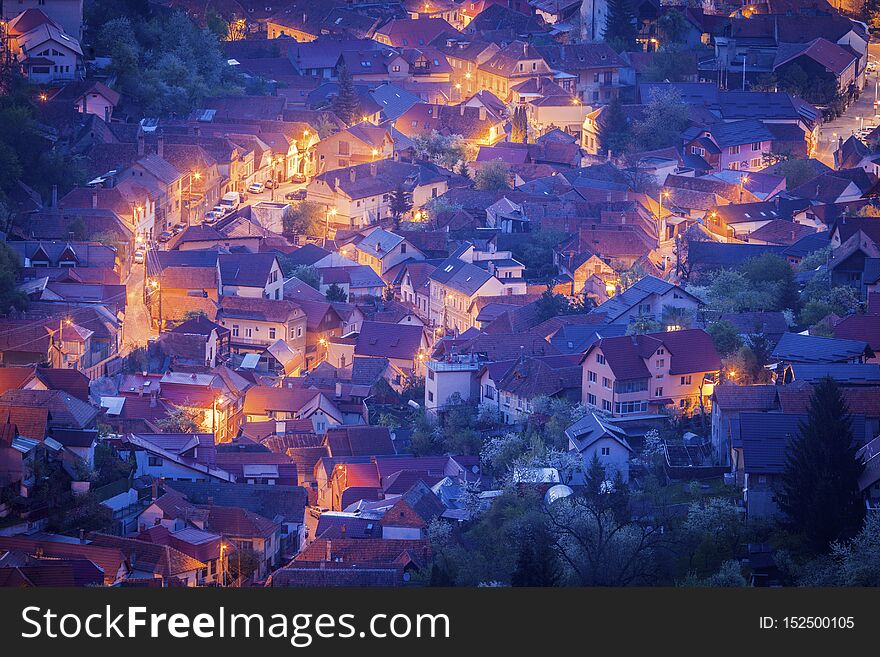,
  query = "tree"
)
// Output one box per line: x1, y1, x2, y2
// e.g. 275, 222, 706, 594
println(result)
182, 310, 208, 322
772, 158, 819, 190
388, 183, 413, 225
289, 264, 320, 289
411, 131, 469, 169
598, 96, 631, 156
741, 252, 799, 312
707, 320, 742, 357
661, 305, 692, 331
511, 106, 528, 143
604, 0, 638, 52
656, 9, 688, 44
155, 406, 200, 433
331, 64, 361, 126
799, 513, 880, 586
0, 241, 28, 315
631, 88, 689, 151
641, 49, 695, 83
325, 283, 348, 302
779, 377, 865, 553
474, 160, 512, 190
682, 498, 743, 577
627, 314, 662, 335
511, 521, 561, 586
799, 271, 861, 327
283, 200, 325, 237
